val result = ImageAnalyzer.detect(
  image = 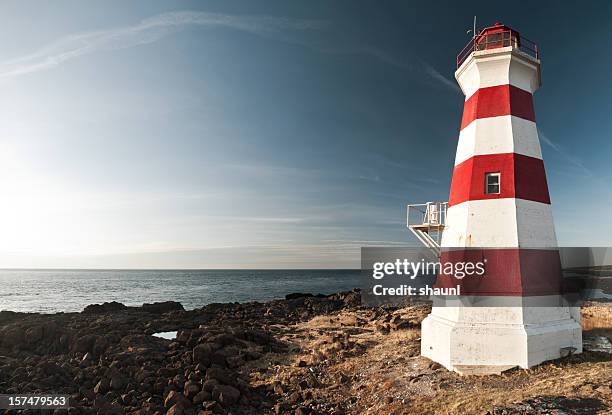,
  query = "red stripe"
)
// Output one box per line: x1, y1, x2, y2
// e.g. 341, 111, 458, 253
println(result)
435, 248, 563, 296
448, 153, 550, 207
461, 84, 535, 130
